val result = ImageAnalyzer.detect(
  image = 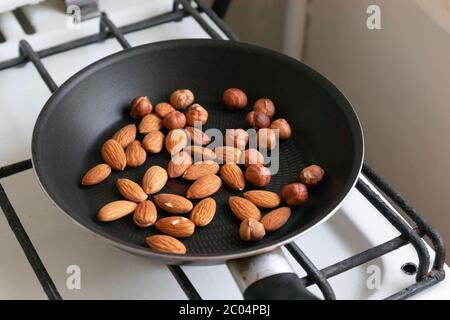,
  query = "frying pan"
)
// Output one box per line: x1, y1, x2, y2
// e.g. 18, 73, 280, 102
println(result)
32, 39, 364, 299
